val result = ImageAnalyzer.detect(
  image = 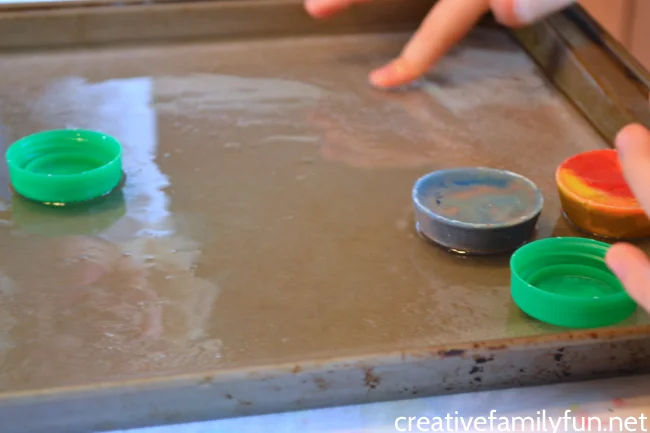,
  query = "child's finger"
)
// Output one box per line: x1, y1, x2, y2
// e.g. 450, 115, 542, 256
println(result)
304, 0, 370, 18
609, 124, 650, 311
606, 243, 650, 311
615, 123, 650, 216
370, 0, 490, 88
